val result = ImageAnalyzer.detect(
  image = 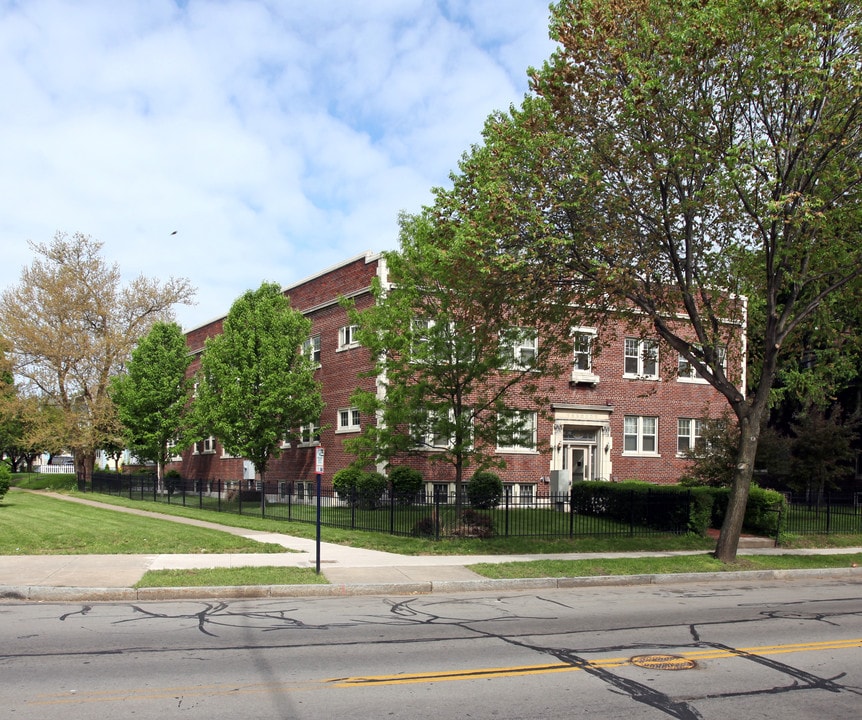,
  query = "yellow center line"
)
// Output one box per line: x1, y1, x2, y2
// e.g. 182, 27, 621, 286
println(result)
26, 637, 862, 705
328, 638, 862, 688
